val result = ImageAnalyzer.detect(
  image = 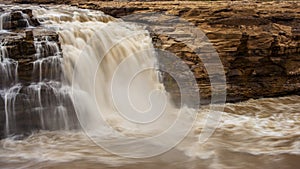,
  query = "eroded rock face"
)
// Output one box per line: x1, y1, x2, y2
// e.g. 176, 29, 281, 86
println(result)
1, 1, 299, 109
0, 8, 78, 139
70, 1, 300, 103
1, 30, 62, 83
